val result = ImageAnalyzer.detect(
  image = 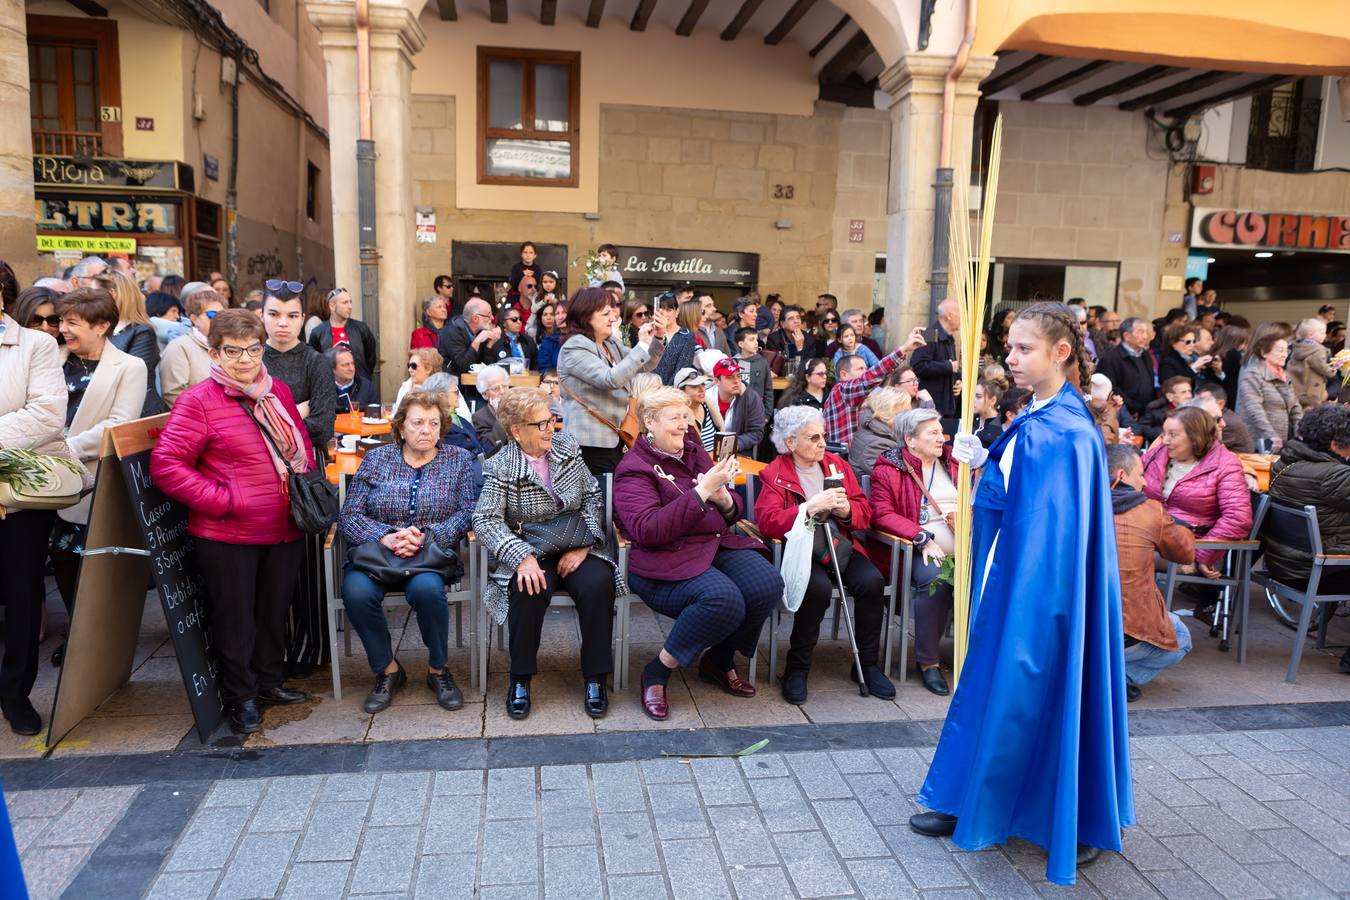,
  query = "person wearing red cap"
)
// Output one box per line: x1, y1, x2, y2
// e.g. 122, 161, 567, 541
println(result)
712, 357, 766, 454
